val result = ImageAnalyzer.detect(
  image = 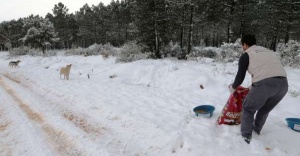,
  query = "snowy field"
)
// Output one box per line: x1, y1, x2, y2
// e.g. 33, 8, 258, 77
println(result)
0, 51, 299, 156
